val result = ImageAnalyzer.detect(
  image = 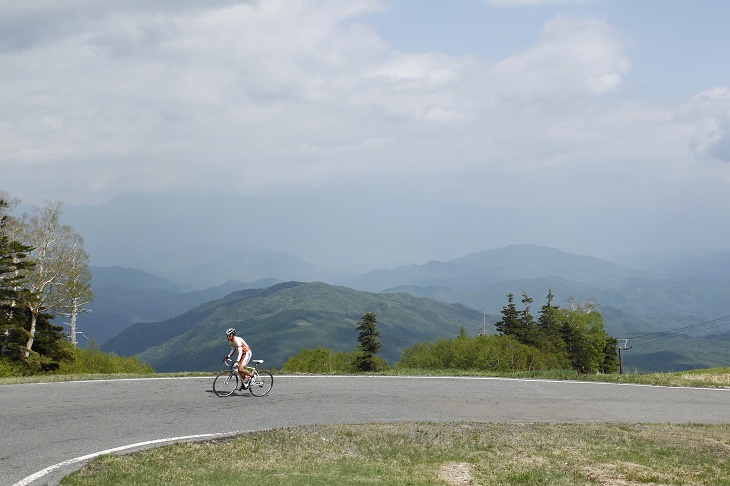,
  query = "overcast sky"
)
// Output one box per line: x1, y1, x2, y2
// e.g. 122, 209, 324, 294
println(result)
2, 0, 730, 270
